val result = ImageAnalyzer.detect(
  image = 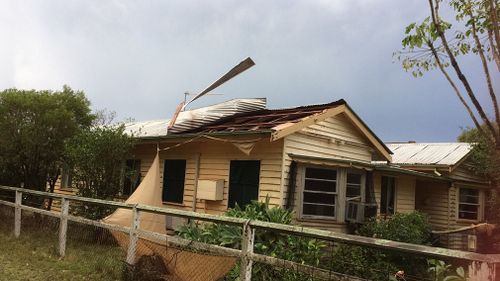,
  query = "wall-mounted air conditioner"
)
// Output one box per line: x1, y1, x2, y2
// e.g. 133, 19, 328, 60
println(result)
197, 179, 224, 201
